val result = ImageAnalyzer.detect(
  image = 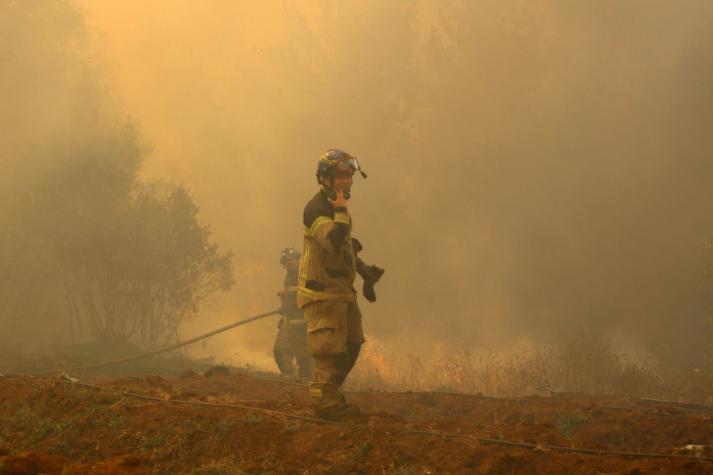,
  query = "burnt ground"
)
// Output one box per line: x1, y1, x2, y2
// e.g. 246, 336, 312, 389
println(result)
1, 370, 713, 474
